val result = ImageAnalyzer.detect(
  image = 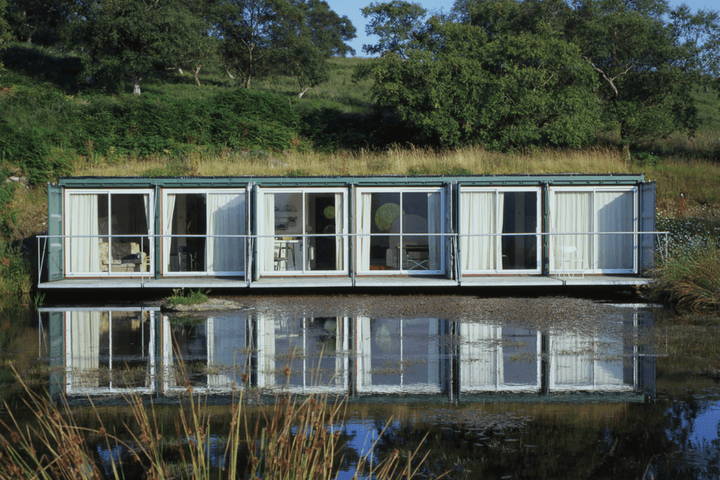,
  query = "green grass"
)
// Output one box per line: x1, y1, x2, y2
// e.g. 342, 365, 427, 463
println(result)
165, 289, 209, 307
